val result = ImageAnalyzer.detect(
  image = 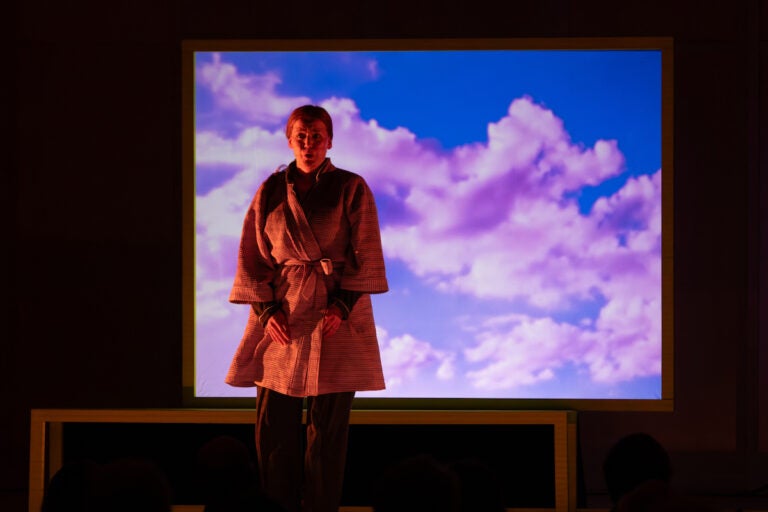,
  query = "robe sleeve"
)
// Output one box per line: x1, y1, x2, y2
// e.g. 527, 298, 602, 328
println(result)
341, 177, 389, 293
329, 289, 362, 319
251, 301, 281, 326
229, 179, 279, 304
